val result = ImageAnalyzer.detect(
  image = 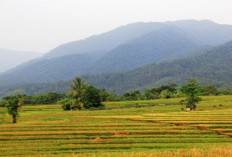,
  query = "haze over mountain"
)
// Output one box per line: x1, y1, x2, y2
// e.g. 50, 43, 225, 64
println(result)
44, 20, 232, 59
87, 26, 206, 73
44, 22, 165, 58
168, 20, 232, 46
0, 24, 208, 85
1, 19, 232, 96
0, 49, 42, 73
4, 39, 231, 96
